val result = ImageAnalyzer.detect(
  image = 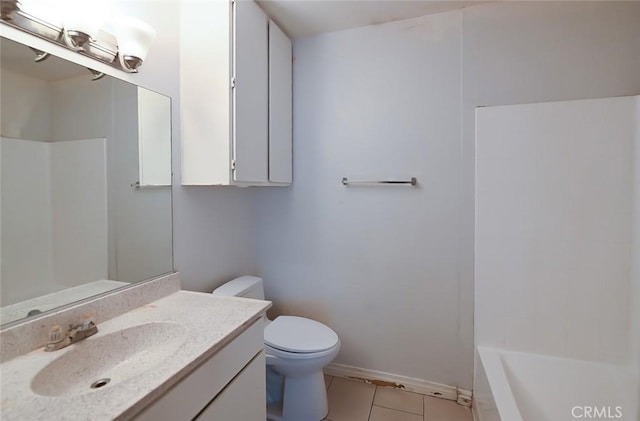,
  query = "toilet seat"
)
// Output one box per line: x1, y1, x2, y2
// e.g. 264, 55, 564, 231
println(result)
265, 341, 340, 361
265, 316, 339, 354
